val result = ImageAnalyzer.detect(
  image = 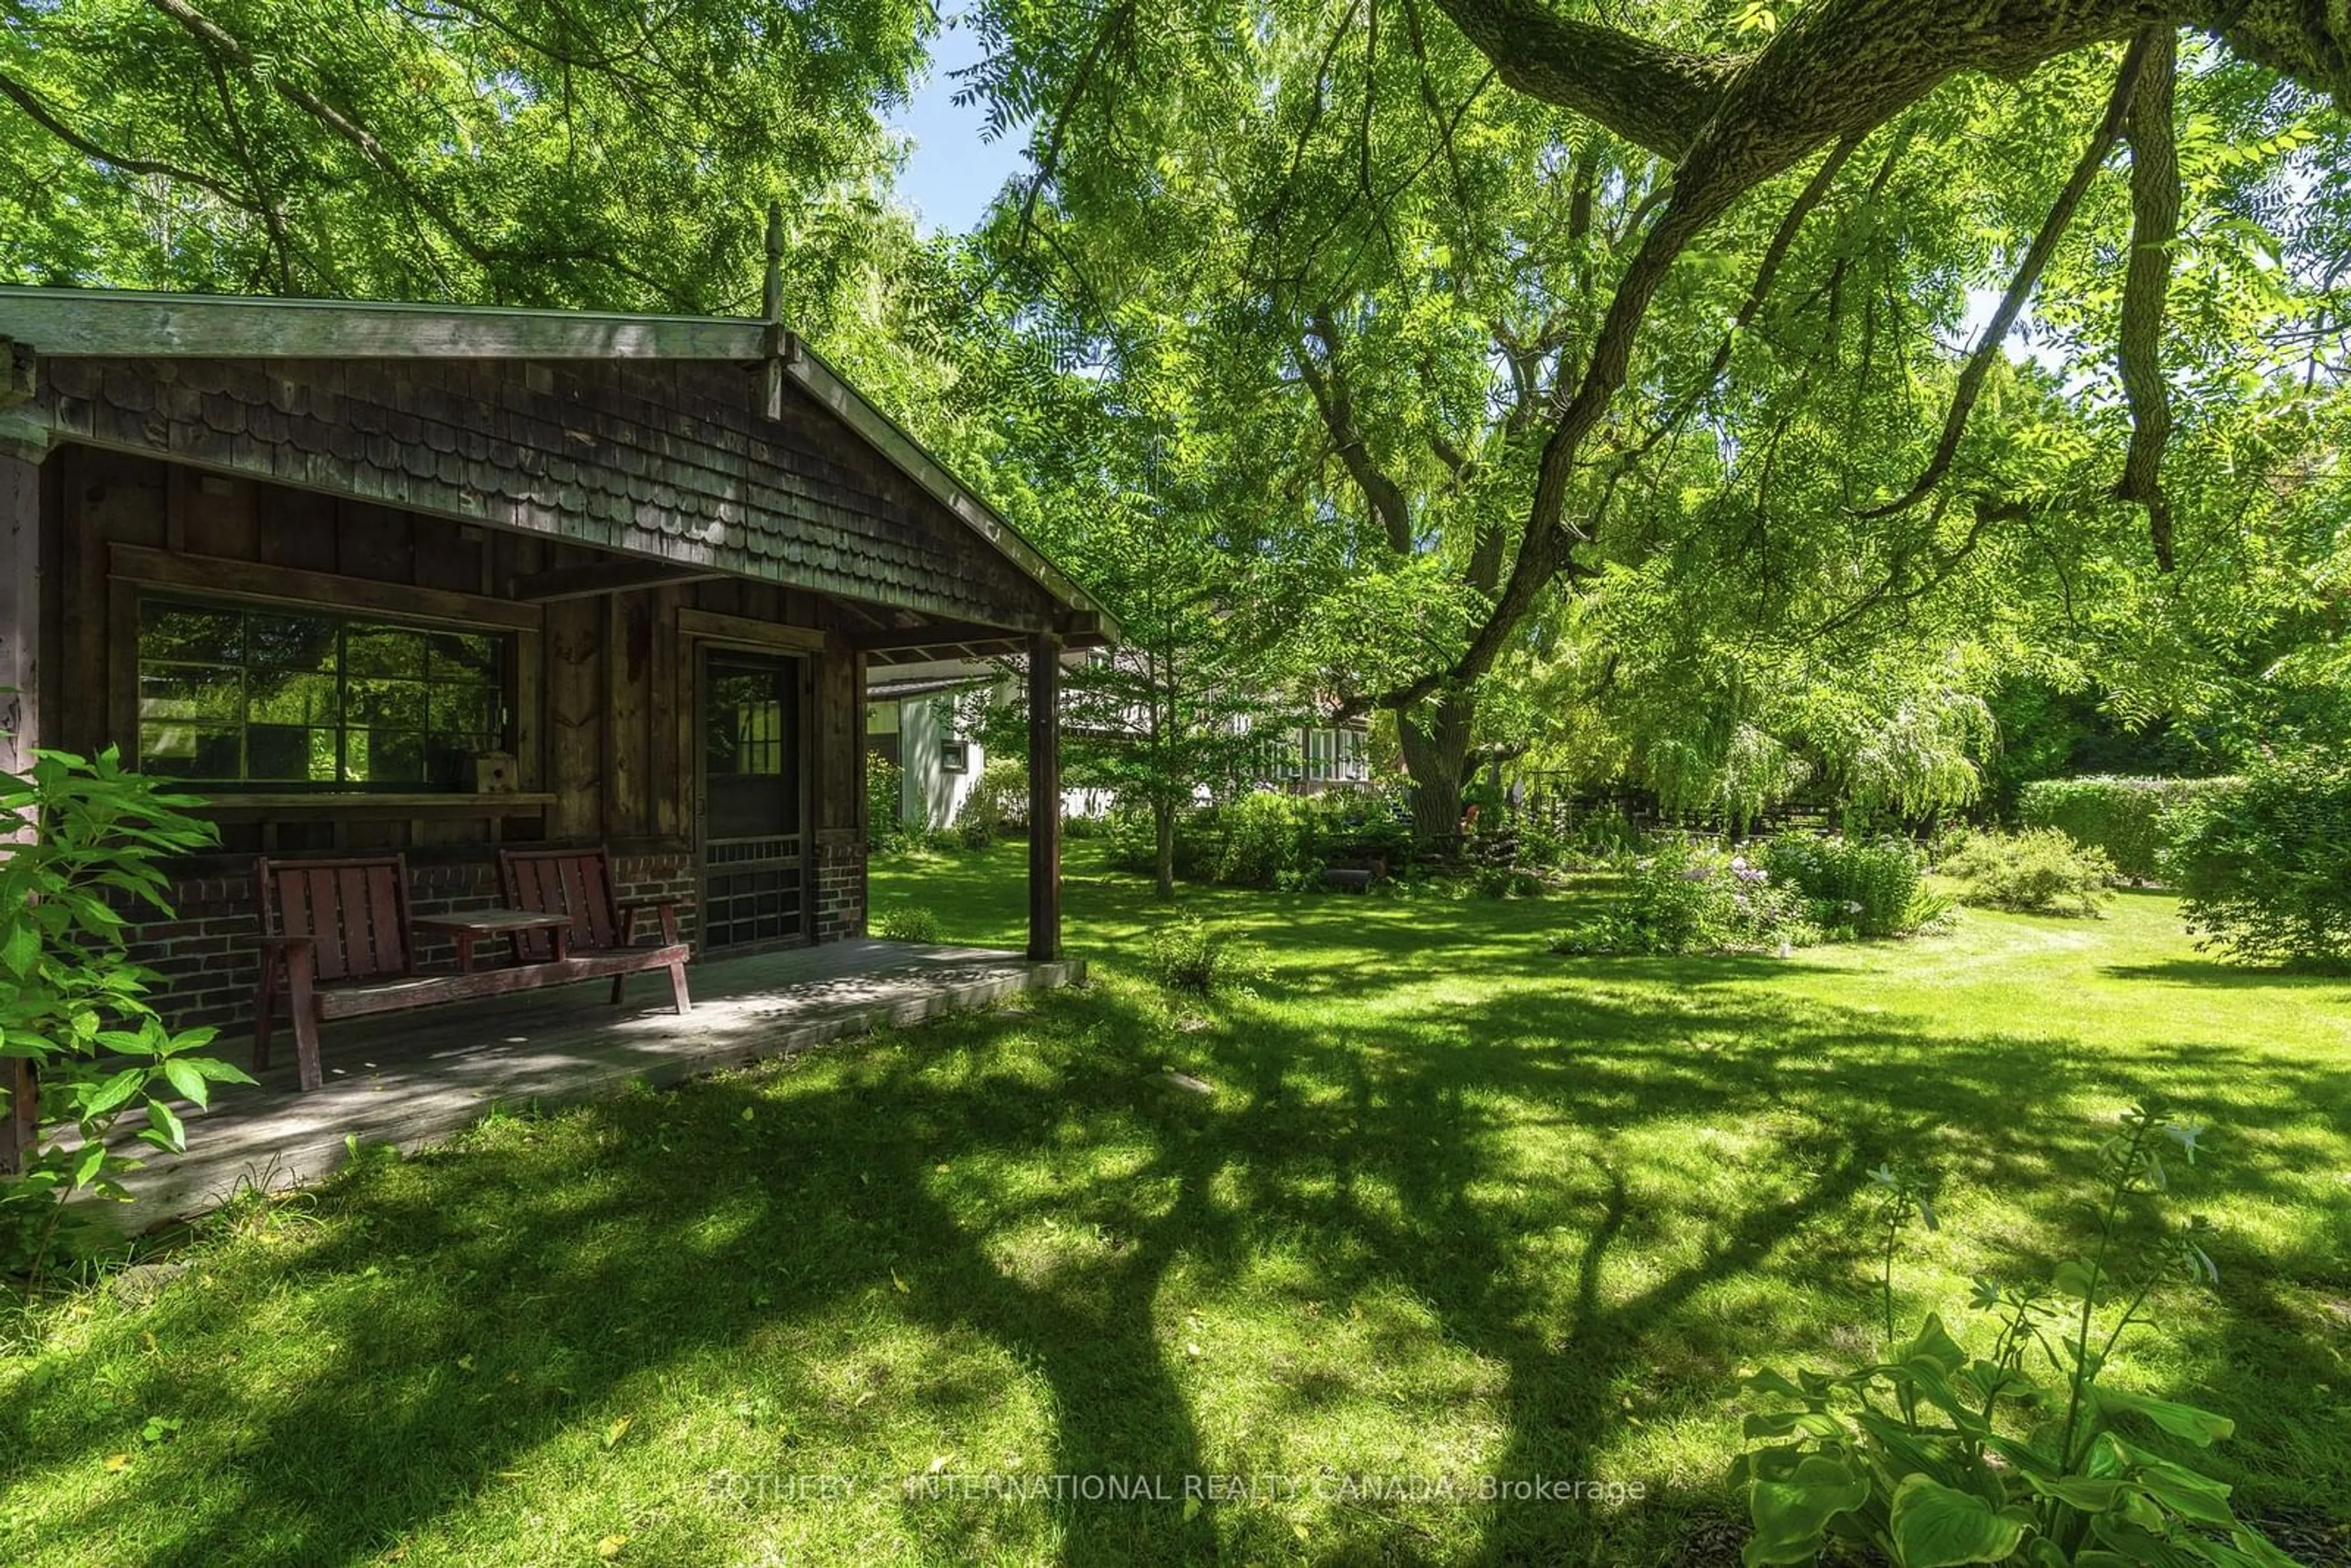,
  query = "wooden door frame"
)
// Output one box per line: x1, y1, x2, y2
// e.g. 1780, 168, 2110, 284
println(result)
691, 640, 816, 955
